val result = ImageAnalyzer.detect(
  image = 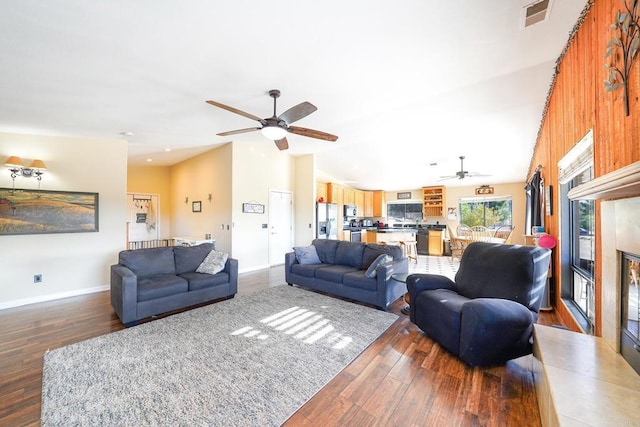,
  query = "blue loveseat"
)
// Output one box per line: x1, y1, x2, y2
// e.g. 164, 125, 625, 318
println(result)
285, 239, 408, 310
110, 243, 238, 326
